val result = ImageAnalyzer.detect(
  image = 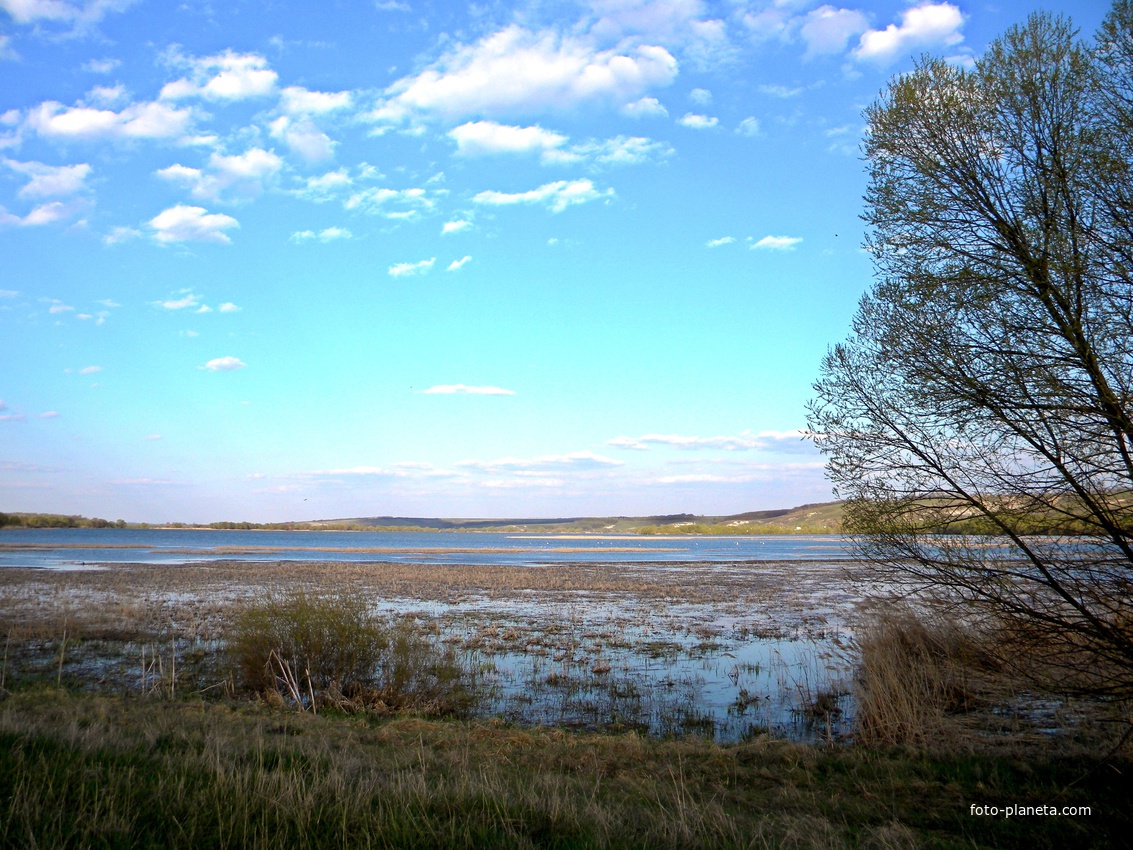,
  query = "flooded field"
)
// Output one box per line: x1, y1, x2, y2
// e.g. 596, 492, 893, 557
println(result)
0, 551, 870, 742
